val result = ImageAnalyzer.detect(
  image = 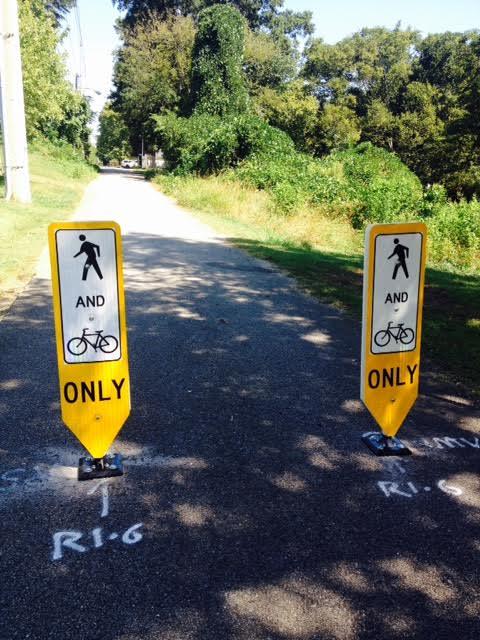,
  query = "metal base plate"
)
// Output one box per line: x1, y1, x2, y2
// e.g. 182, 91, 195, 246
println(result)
362, 432, 411, 457
78, 454, 124, 481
